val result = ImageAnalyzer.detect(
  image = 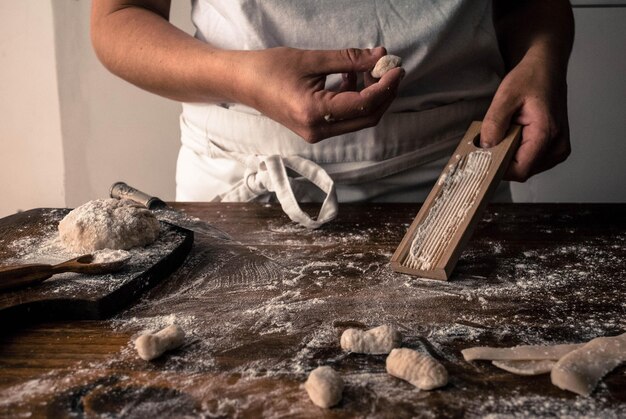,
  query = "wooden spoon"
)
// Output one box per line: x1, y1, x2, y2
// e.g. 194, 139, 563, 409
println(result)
0, 254, 131, 292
